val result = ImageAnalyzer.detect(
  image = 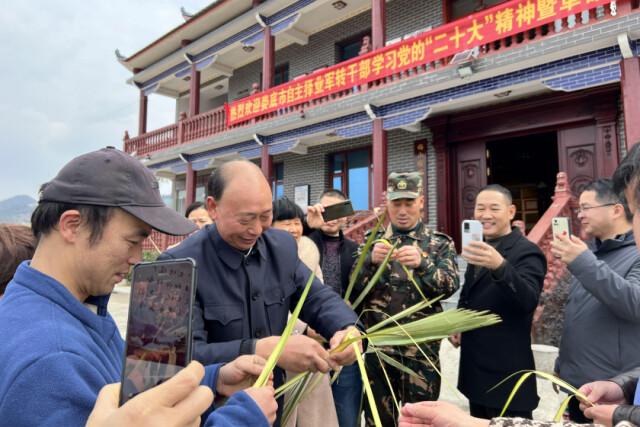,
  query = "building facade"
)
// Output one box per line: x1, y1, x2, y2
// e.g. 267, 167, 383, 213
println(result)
119, 0, 640, 250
